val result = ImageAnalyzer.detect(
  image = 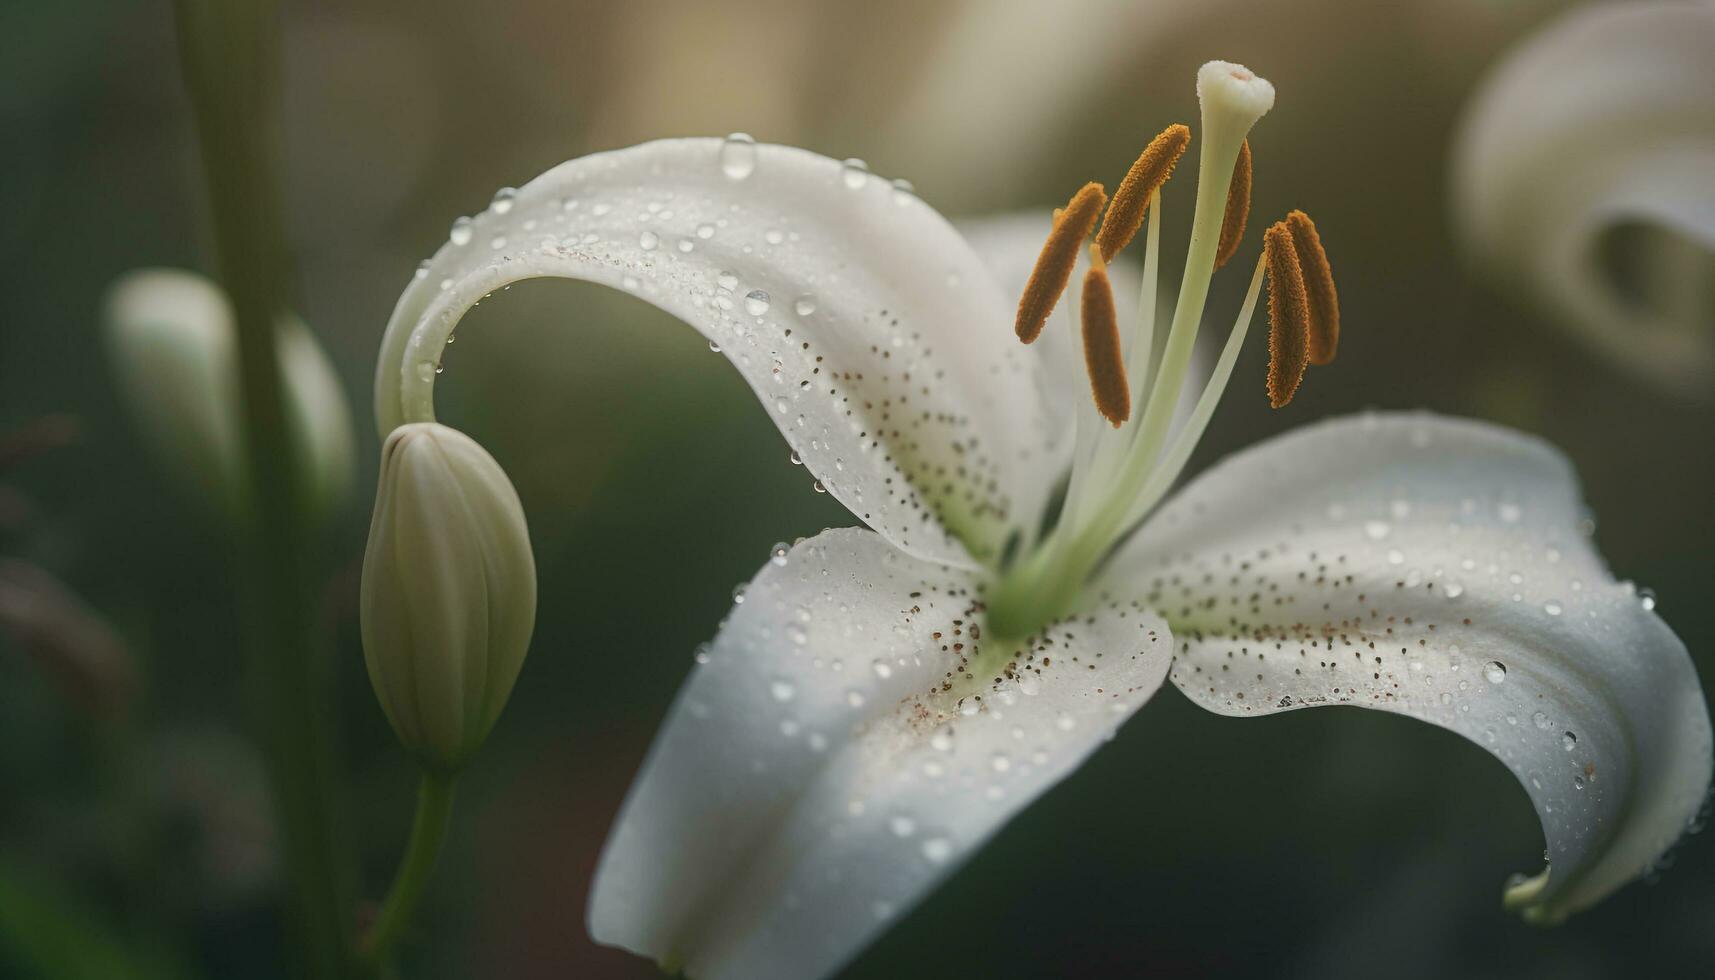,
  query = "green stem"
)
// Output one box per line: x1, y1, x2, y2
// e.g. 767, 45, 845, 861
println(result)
364, 772, 459, 967
173, 1, 354, 976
